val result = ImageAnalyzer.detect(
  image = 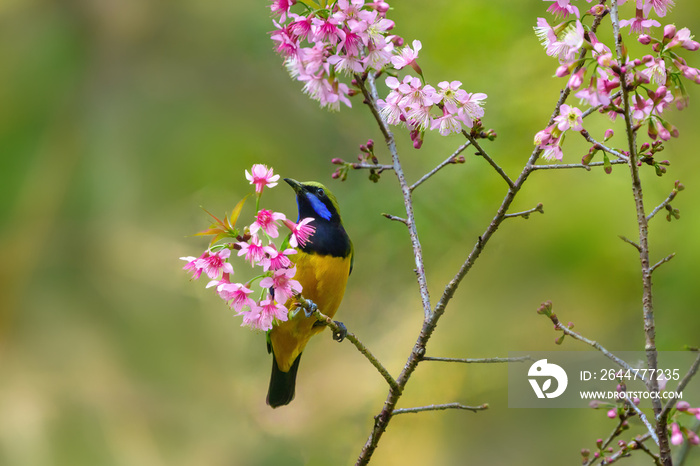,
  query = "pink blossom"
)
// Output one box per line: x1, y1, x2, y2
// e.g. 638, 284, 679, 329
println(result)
544, 0, 580, 19
246, 164, 280, 194
687, 407, 700, 421
237, 235, 266, 266
355, 10, 394, 46
196, 248, 234, 279
534, 17, 558, 51
643, 0, 674, 18
260, 245, 296, 271
260, 267, 303, 303
251, 209, 286, 238
398, 76, 441, 109
547, 20, 585, 63
258, 298, 290, 323
631, 95, 653, 121
620, 9, 661, 34
554, 104, 583, 131
270, 0, 296, 22
542, 143, 564, 161
568, 68, 585, 90
333, 0, 365, 22
377, 91, 404, 125
311, 17, 342, 45
671, 423, 684, 446
287, 14, 313, 41
337, 27, 363, 57
221, 282, 255, 313
667, 27, 700, 51
328, 53, 365, 75
688, 430, 700, 446
641, 57, 666, 86
430, 104, 463, 136
391, 39, 422, 72
241, 303, 275, 331
364, 37, 394, 70
607, 408, 617, 419
180, 252, 207, 280
458, 92, 487, 128
437, 80, 467, 107
284, 217, 316, 248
